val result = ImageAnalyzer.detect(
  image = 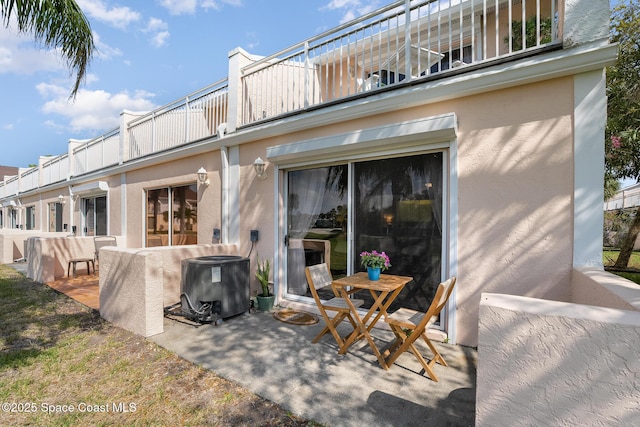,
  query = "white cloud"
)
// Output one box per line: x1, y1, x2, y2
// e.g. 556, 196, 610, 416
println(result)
37, 83, 157, 133
159, 0, 243, 15
322, 0, 380, 24
159, 0, 198, 15
144, 18, 170, 47
76, 0, 141, 29
150, 31, 171, 48
92, 32, 123, 60
0, 27, 64, 74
